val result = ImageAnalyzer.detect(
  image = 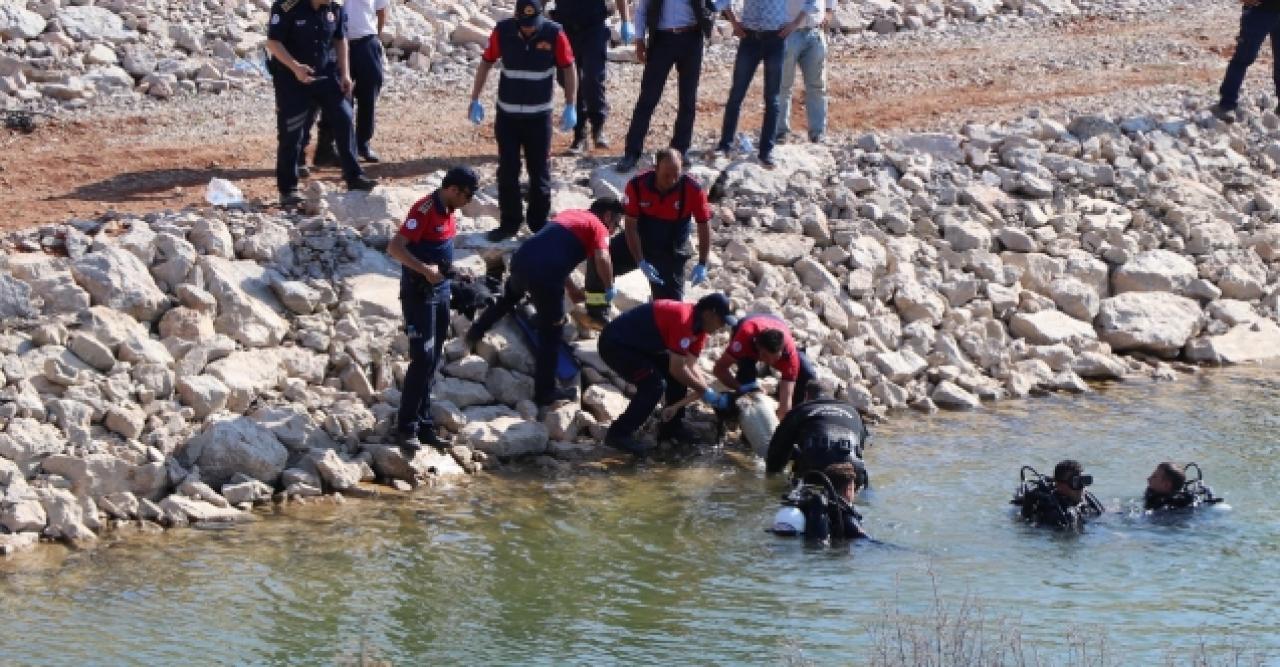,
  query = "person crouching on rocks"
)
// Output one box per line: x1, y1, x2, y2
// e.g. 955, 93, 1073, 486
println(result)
711, 313, 815, 420
598, 294, 736, 455
386, 166, 479, 455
